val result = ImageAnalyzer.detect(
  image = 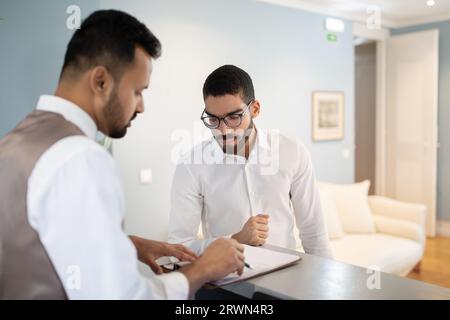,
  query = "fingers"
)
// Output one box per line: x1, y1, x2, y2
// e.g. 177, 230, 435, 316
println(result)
255, 239, 266, 246
236, 250, 245, 262
254, 218, 269, 225
253, 217, 269, 230
257, 231, 268, 239
176, 244, 199, 260
236, 263, 244, 276
229, 239, 245, 262
174, 251, 197, 263
251, 215, 269, 245
171, 245, 198, 262
248, 215, 268, 224
250, 218, 268, 232
253, 231, 268, 245
177, 244, 198, 257
252, 226, 268, 239
203, 238, 248, 279
147, 259, 163, 275
228, 238, 244, 251
235, 242, 245, 253
235, 249, 245, 276
256, 224, 269, 232
220, 239, 245, 276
